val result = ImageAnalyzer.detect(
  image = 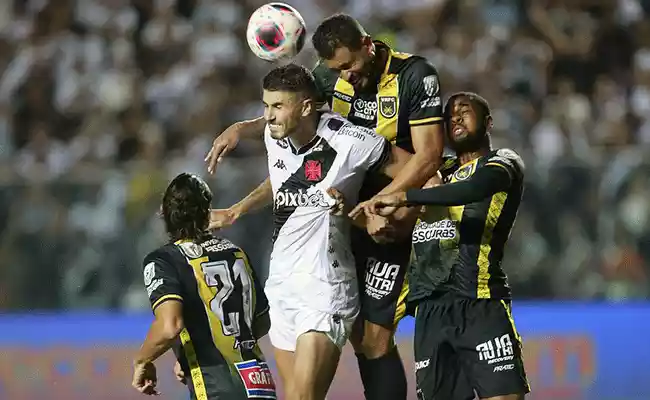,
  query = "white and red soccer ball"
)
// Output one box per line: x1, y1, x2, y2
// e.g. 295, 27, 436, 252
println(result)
246, 3, 307, 62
